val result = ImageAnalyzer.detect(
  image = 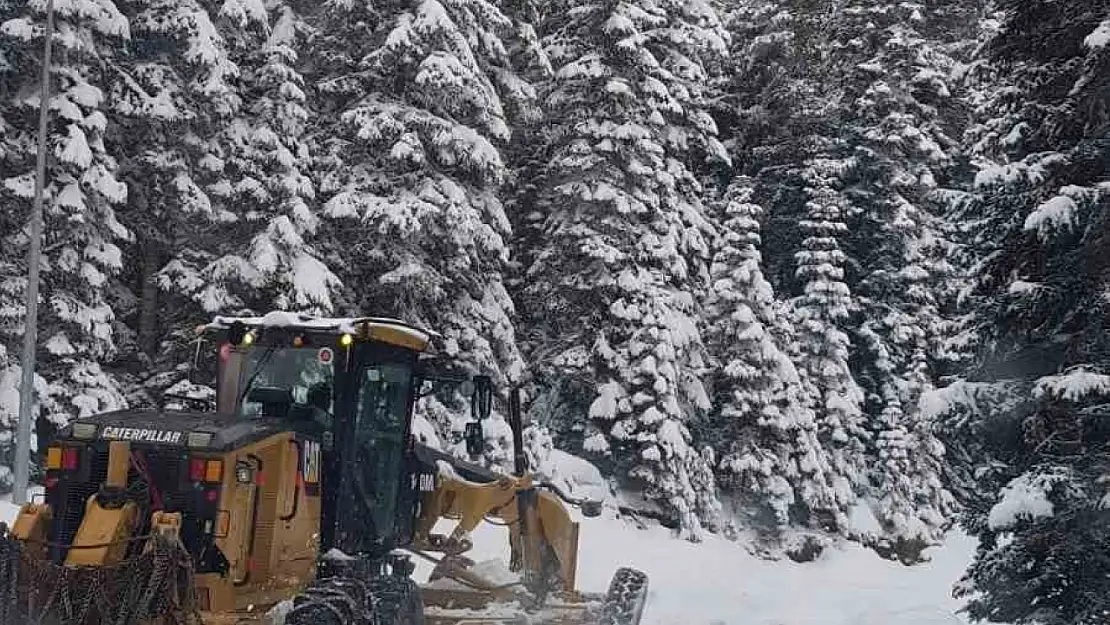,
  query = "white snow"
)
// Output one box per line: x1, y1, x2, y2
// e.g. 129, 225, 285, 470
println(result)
539, 449, 607, 501
847, 501, 883, 537
206, 312, 438, 342
0, 472, 986, 625
588, 381, 622, 420
1084, 19, 1110, 49
1007, 280, 1041, 295
219, 0, 268, 27
987, 473, 1054, 530
56, 124, 92, 168
322, 547, 357, 561
1023, 194, 1078, 240
3, 173, 36, 199
410, 507, 988, 625
1033, 366, 1110, 402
